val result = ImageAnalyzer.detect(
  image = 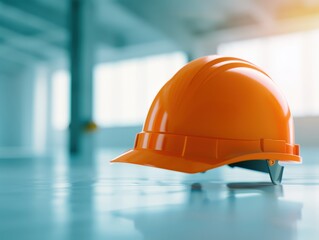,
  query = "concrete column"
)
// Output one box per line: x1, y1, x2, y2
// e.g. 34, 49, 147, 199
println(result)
69, 0, 95, 154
